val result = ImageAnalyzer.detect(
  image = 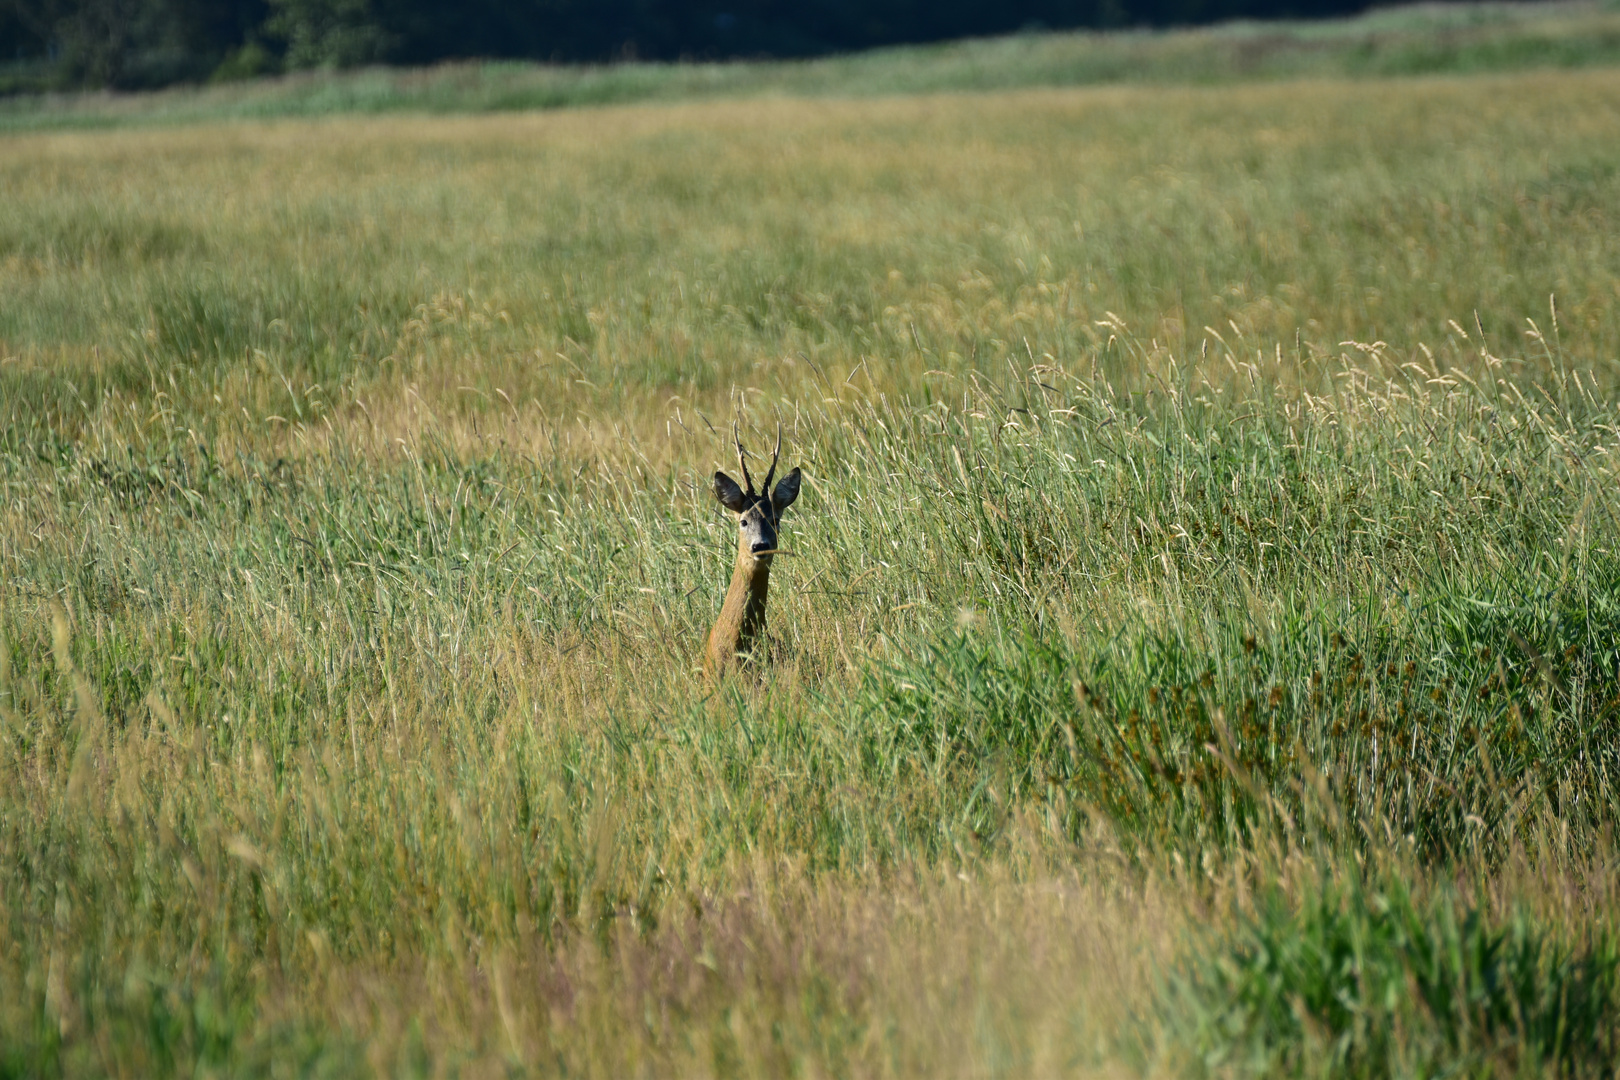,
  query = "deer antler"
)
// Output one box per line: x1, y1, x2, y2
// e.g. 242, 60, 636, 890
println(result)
762, 421, 782, 495
733, 418, 755, 495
